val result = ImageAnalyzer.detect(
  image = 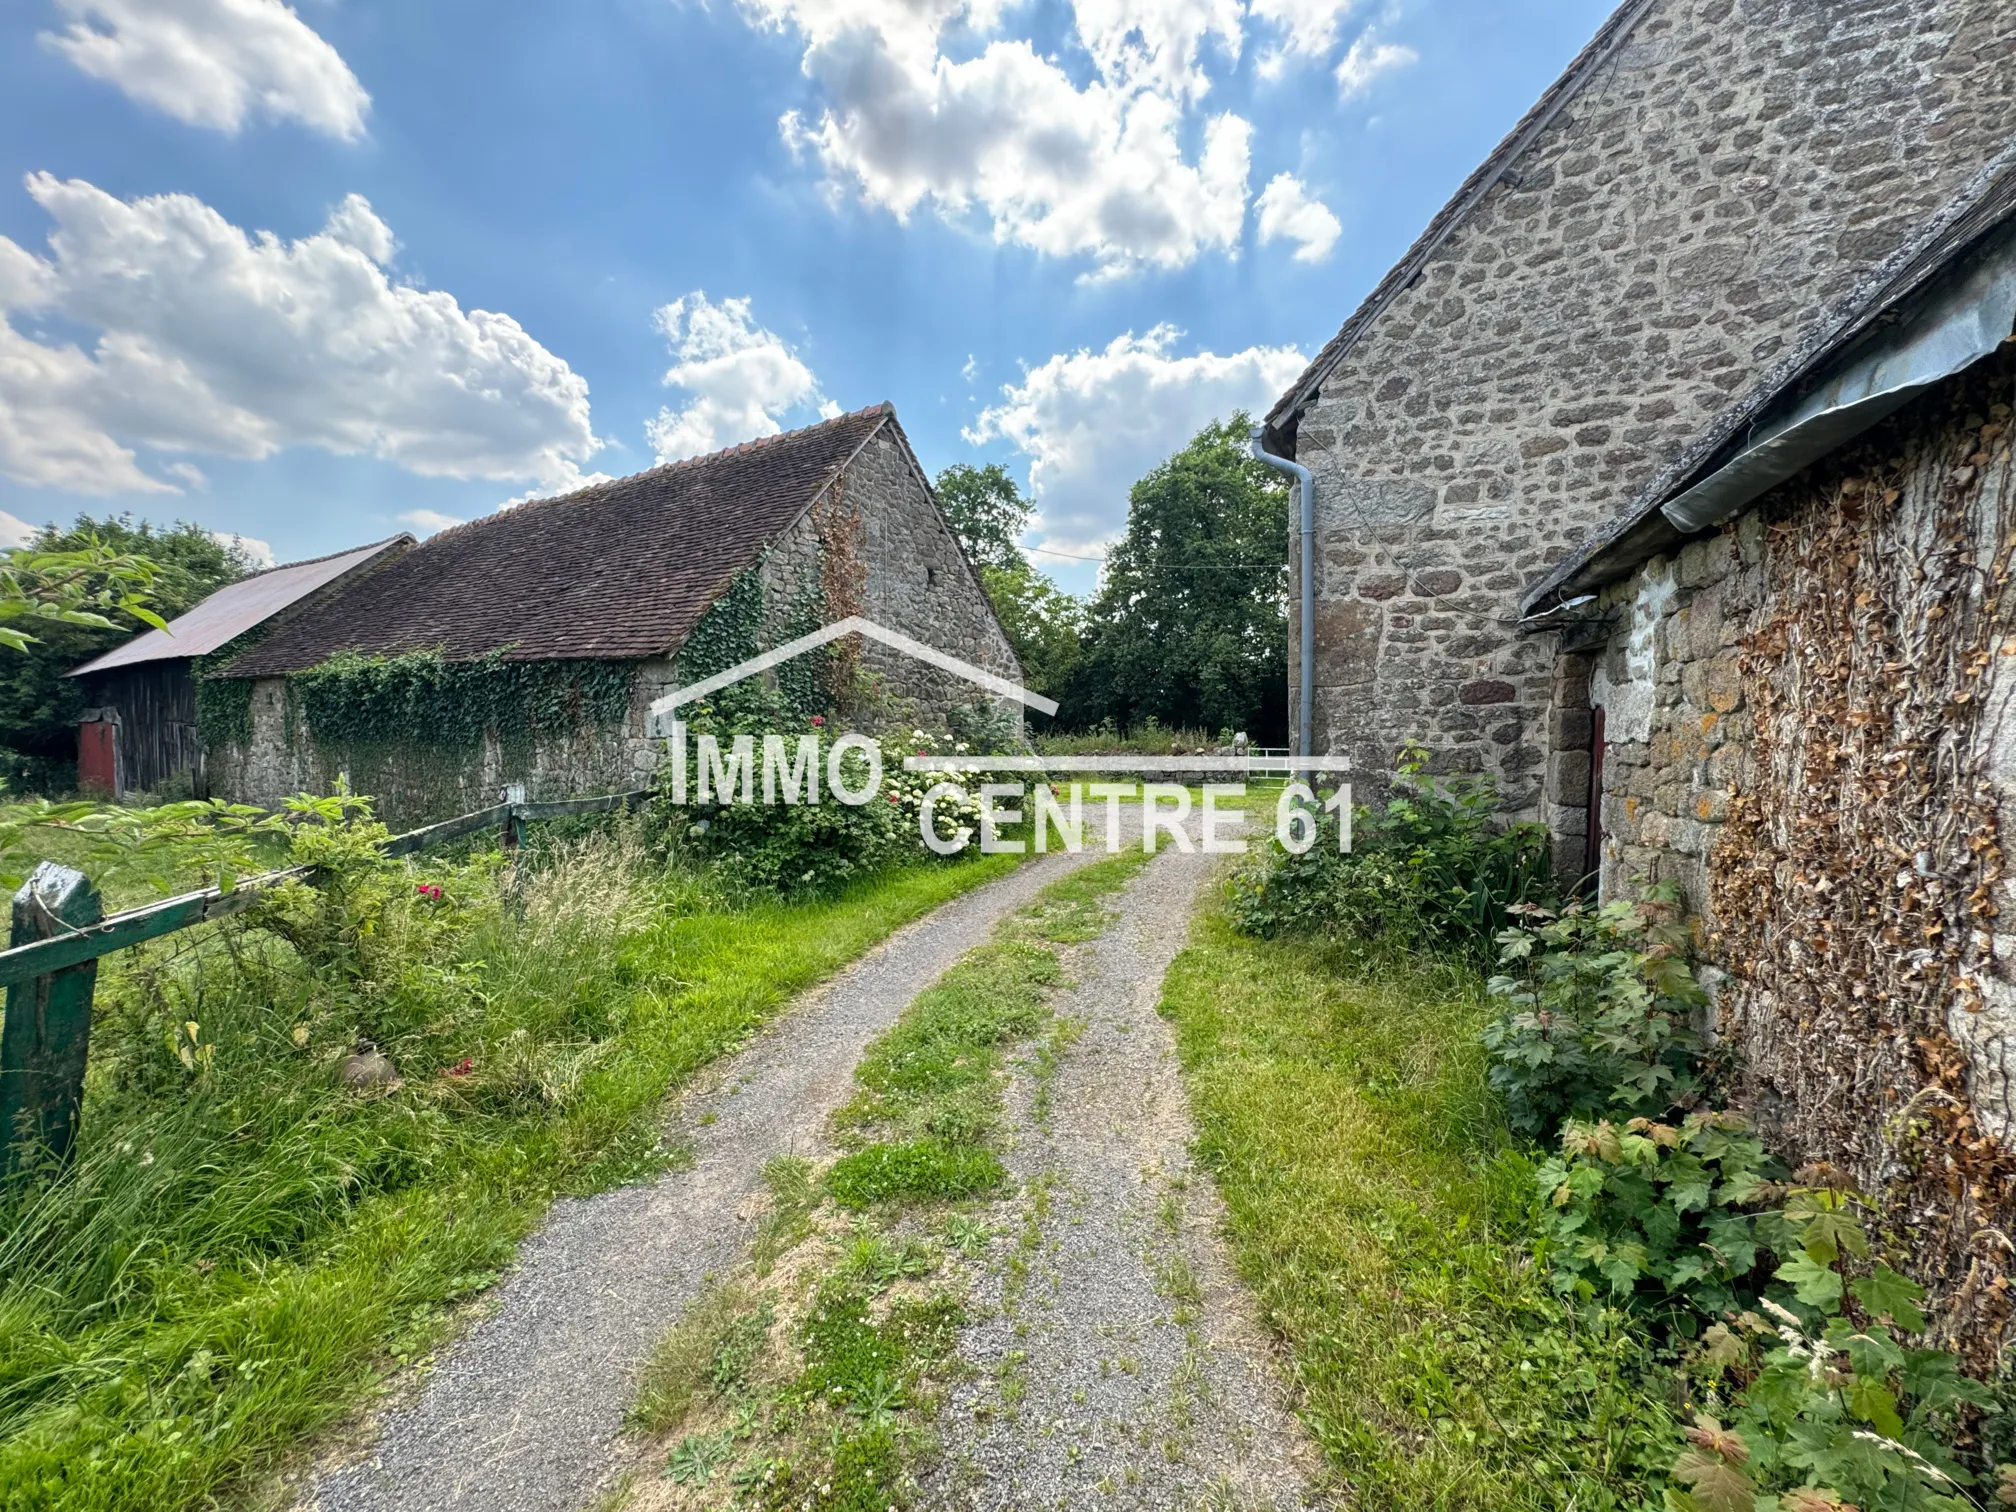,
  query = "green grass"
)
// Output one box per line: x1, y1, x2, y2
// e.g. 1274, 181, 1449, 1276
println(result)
830, 846, 1154, 1201
0, 834, 1022, 1512
1158, 898, 1679, 1511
